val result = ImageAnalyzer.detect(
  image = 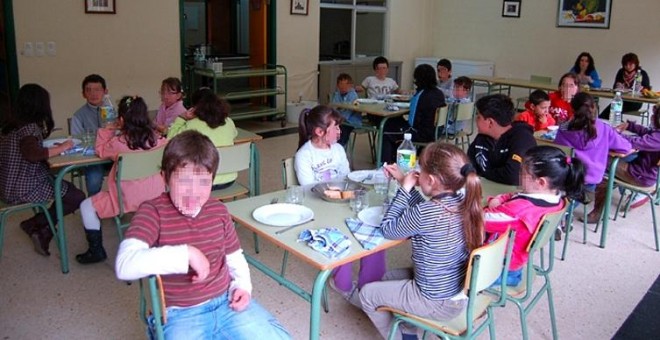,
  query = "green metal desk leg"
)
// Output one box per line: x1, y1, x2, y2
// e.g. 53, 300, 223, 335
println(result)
375, 116, 393, 166
599, 158, 620, 248
54, 164, 76, 274
309, 269, 332, 340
